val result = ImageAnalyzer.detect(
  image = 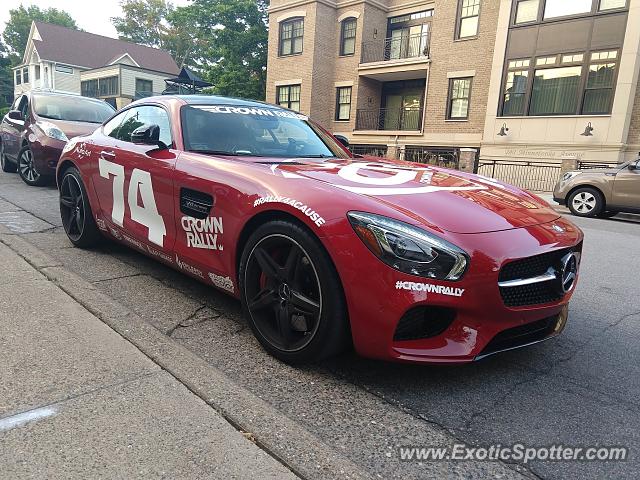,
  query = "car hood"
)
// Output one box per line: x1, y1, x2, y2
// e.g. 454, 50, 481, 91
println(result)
44, 119, 100, 139
262, 157, 560, 234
